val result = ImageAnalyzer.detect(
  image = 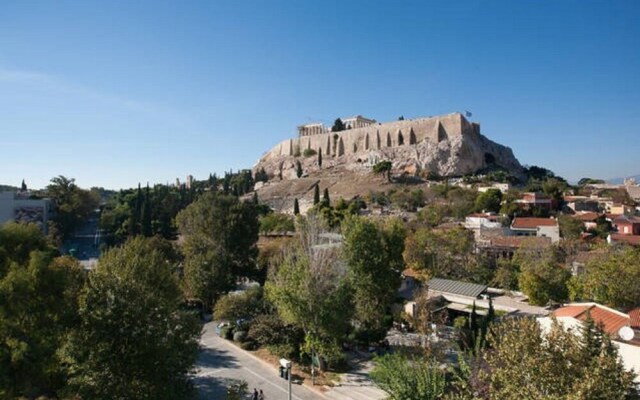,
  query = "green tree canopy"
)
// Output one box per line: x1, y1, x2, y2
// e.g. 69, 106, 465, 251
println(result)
370, 353, 446, 400
47, 175, 100, 240
472, 317, 636, 399
516, 245, 571, 306
0, 224, 84, 398
474, 188, 502, 213
403, 227, 476, 280
176, 192, 259, 307
569, 247, 640, 310
373, 161, 393, 182
265, 217, 351, 367
63, 237, 200, 400
342, 217, 405, 335
331, 118, 346, 132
